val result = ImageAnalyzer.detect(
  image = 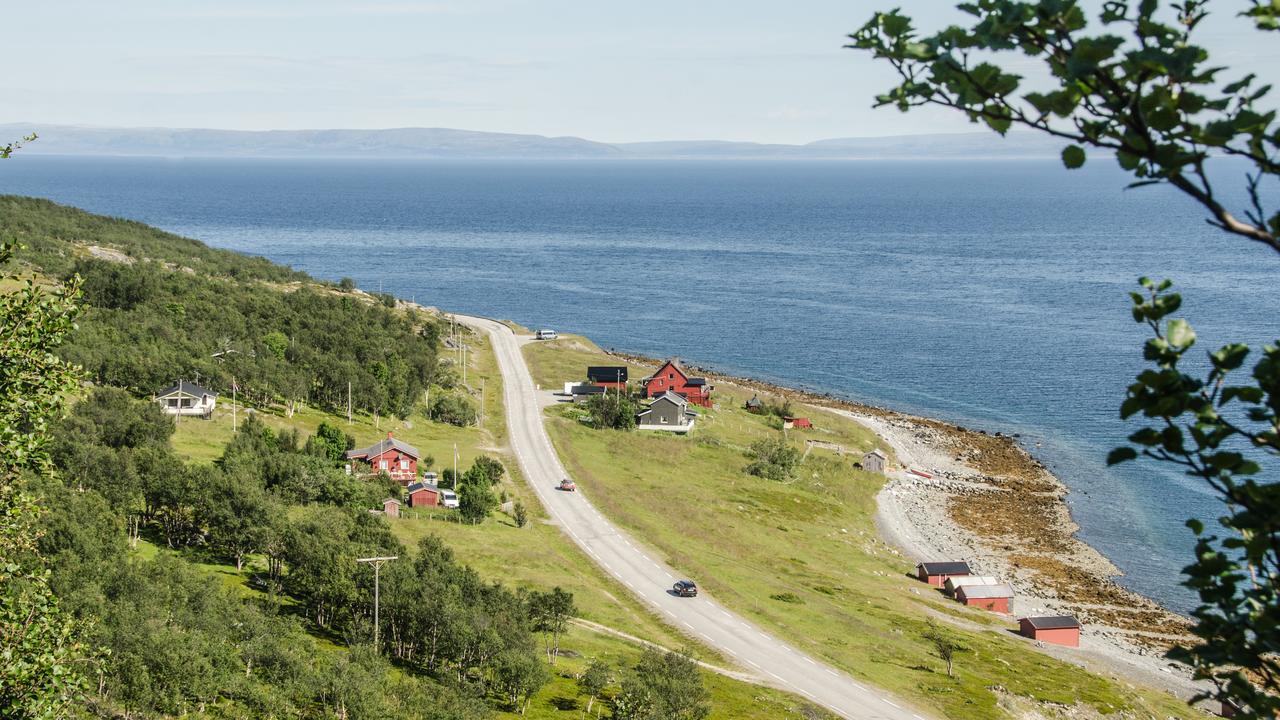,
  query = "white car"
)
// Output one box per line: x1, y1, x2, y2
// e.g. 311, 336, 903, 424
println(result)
440, 489, 459, 508
535, 329, 558, 340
